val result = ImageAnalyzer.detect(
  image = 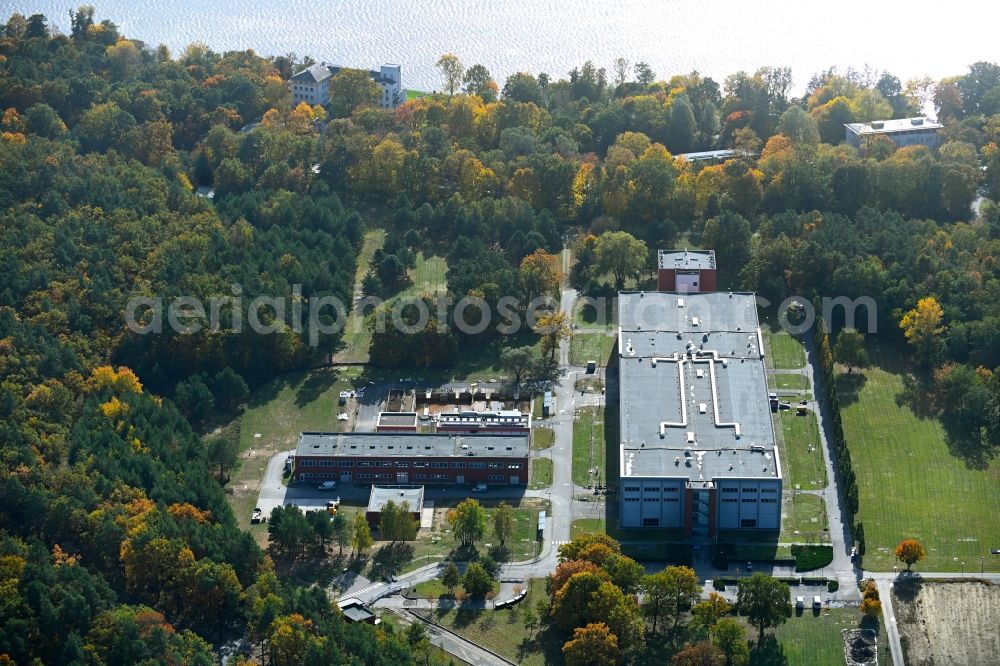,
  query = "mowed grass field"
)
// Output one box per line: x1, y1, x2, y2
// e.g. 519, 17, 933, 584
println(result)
766, 329, 807, 369
751, 609, 893, 666
334, 229, 385, 363
777, 411, 827, 490
573, 406, 606, 487
529, 458, 552, 489
569, 332, 616, 366
840, 365, 1000, 571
